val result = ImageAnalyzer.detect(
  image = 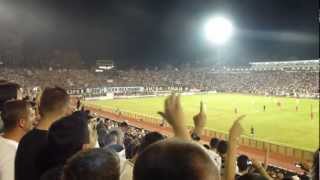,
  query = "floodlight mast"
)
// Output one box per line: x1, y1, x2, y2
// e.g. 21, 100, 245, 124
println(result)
204, 16, 234, 45
204, 16, 234, 65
